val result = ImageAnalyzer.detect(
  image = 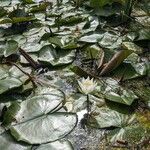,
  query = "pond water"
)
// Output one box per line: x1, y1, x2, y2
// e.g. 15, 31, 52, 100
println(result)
68, 109, 105, 150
